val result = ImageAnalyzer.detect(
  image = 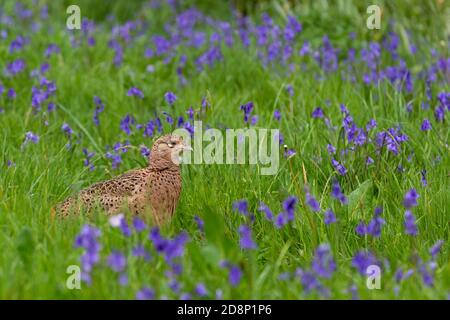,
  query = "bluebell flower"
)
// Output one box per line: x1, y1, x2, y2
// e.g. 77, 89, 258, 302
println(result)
164, 91, 177, 105
324, 209, 336, 225
420, 119, 432, 131
258, 202, 274, 221
403, 188, 419, 209
404, 210, 418, 236
238, 224, 257, 250
136, 287, 155, 300
127, 87, 144, 98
